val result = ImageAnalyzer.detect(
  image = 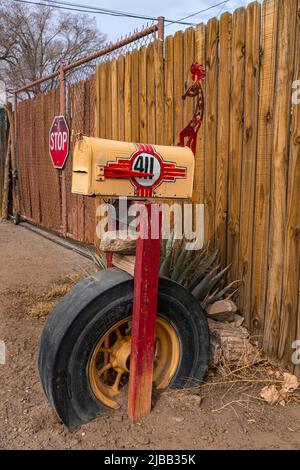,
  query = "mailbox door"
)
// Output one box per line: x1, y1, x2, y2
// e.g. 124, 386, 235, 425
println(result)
72, 138, 195, 200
